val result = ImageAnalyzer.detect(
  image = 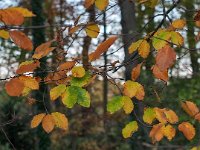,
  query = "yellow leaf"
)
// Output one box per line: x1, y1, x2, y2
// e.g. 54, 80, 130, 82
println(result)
171, 31, 184, 46
8, 7, 35, 17
9, 30, 33, 51
50, 84, 66, 101
154, 107, 168, 124
178, 122, 195, 140
72, 66, 86, 78
135, 84, 145, 100
0, 30, 9, 39
85, 24, 100, 38
123, 80, 140, 98
31, 113, 46, 128
123, 96, 134, 114
143, 108, 156, 124
138, 40, 150, 58
163, 124, 176, 141
95, 0, 109, 11
19, 76, 39, 90
84, 0, 95, 9
42, 114, 55, 133
172, 19, 186, 29
131, 63, 142, 81
122, 121, 138, 138
51, 112, 68, 130
128, 40, 143, 54
22, 87, 31, 96
89, 36, 117, 62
